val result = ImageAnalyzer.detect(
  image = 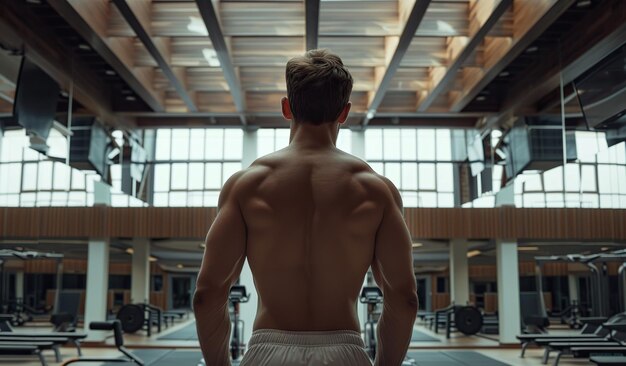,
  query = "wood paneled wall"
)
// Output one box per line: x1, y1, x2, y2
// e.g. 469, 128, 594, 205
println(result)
1, 207, 625, 240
